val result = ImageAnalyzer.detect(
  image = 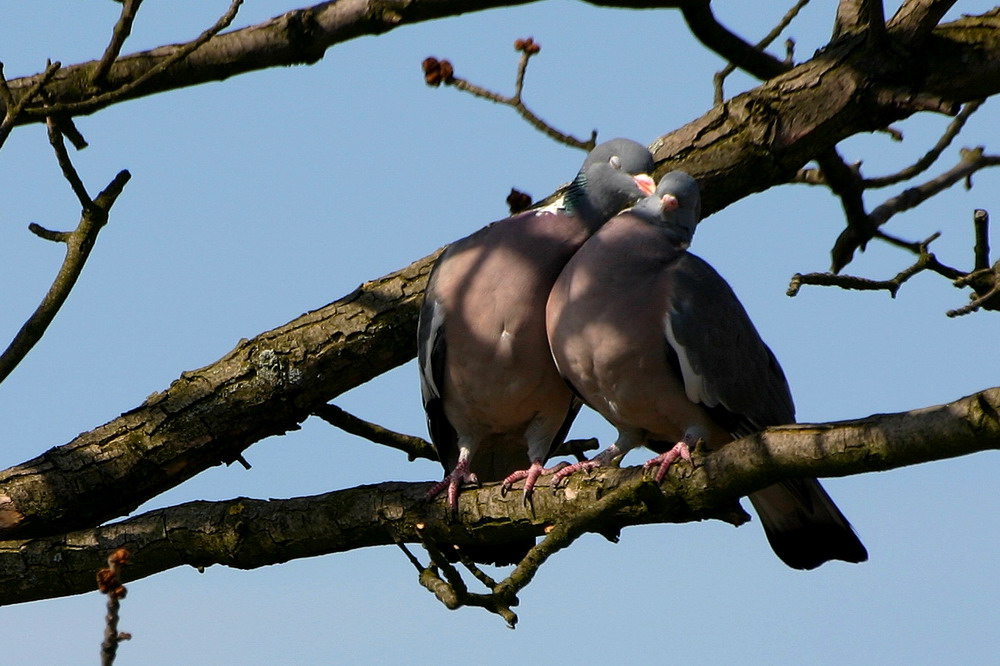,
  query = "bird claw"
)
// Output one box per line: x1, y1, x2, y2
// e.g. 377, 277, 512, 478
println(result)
550, 459, 603, 490
643, 440, 693, 483
426, 461, 479, 512
500, 461, 569, 504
